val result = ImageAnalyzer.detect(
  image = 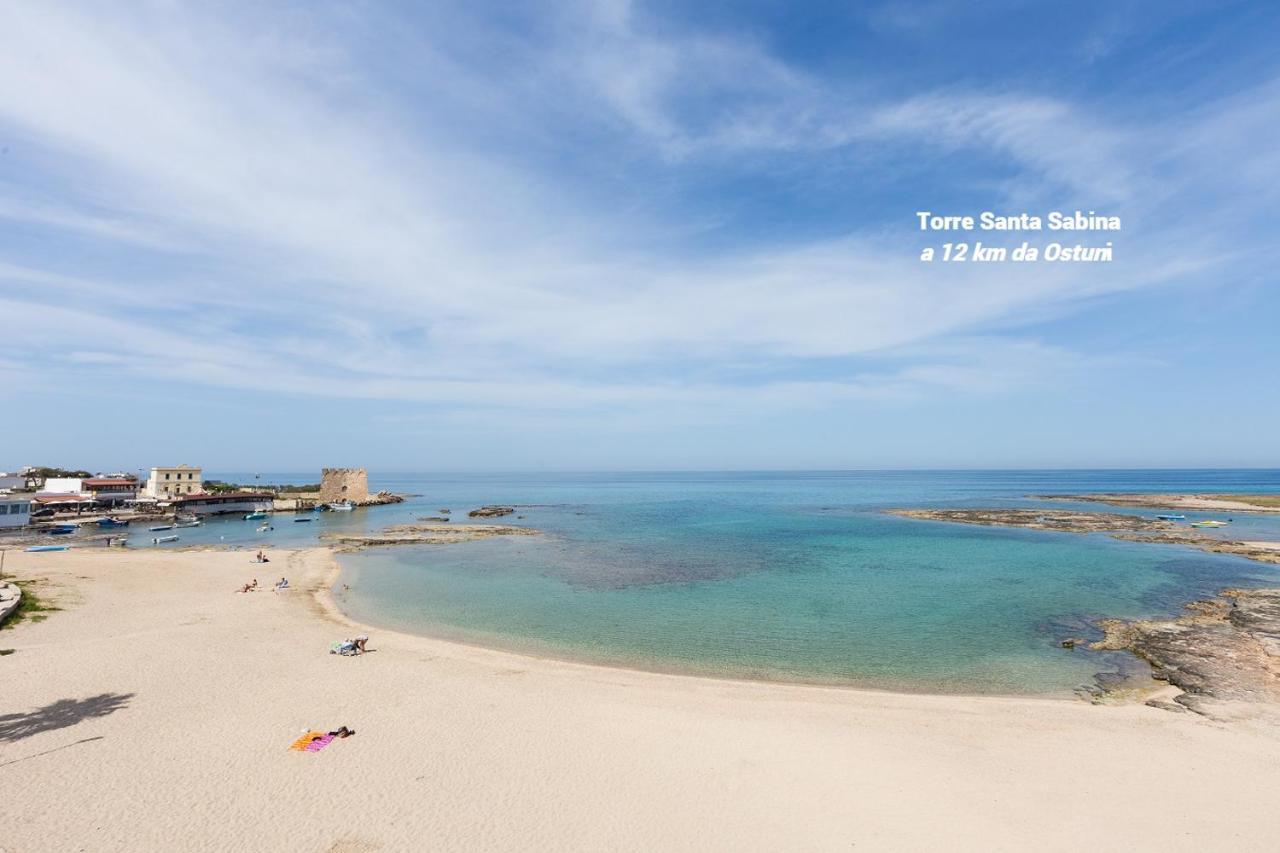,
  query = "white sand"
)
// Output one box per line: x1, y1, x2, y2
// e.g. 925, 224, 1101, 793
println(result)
3, 547, 1280, 852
